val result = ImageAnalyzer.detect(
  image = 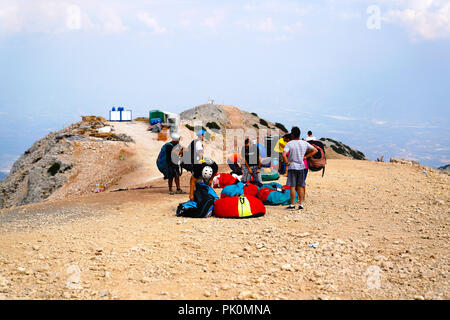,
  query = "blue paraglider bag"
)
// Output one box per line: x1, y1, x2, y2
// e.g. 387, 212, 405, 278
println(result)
156, 142, 172, 179
221, 182, 245, 197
